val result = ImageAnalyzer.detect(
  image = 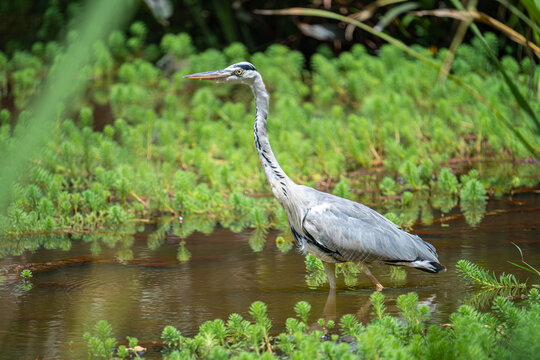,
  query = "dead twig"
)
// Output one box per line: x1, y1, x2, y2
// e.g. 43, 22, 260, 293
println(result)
411, 9, 540, 58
